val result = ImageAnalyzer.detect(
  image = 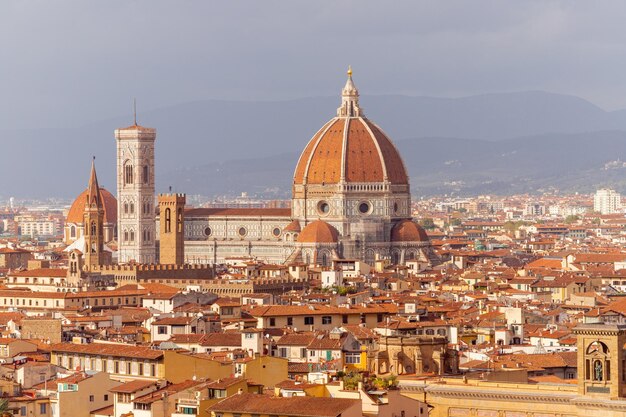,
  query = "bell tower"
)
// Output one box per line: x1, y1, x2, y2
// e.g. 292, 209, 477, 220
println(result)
115, 116, 156, 264
574, 323, 626, 399
83, 159, 105, 270
158, 193, 186, 265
